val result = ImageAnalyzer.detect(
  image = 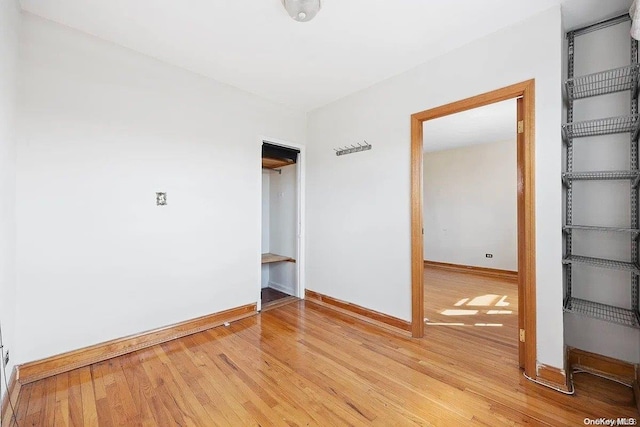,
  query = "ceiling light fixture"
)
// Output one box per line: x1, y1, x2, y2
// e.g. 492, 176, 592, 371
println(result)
282, 0, 321, 22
